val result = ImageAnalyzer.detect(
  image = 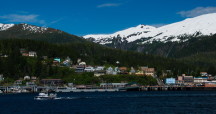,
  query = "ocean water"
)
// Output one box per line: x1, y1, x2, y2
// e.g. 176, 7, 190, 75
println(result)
0, 91, 216, 114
